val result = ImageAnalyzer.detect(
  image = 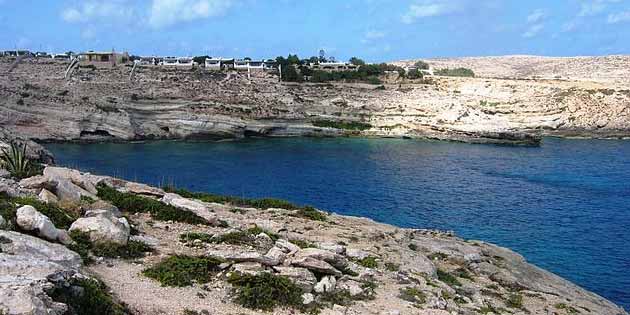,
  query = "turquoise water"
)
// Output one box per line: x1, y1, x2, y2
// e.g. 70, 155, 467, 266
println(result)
46, 138, 630, 309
